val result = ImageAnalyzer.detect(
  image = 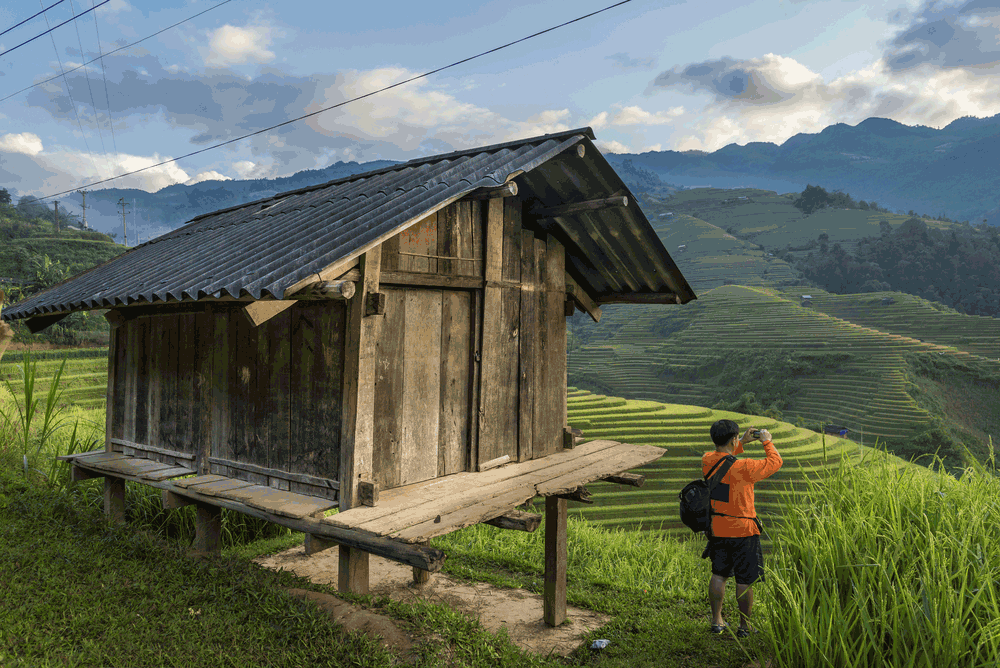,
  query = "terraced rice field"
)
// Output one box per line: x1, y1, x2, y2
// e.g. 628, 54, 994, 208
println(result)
777, 287, 1000, 360
0, 348, 109, 411
565, 388, 867, 540
568, 285, 1000, 444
